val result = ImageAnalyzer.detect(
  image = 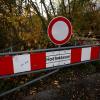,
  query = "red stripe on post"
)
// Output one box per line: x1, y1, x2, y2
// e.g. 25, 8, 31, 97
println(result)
91, 46, 100, 60
71, 48, 82, 63
99, 46, 100, 59
30, 52, 46, 70
0, 56, 14, 76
